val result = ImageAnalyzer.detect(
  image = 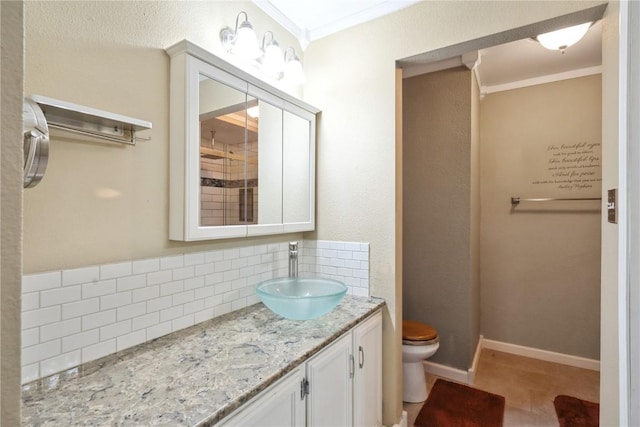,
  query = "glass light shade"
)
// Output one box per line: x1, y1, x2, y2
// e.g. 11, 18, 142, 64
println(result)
262, 43, 285, 77
284, 58, 306, 85
246, 105, 260, 118
536, 22, 591, 51
233, 22, 262, 60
